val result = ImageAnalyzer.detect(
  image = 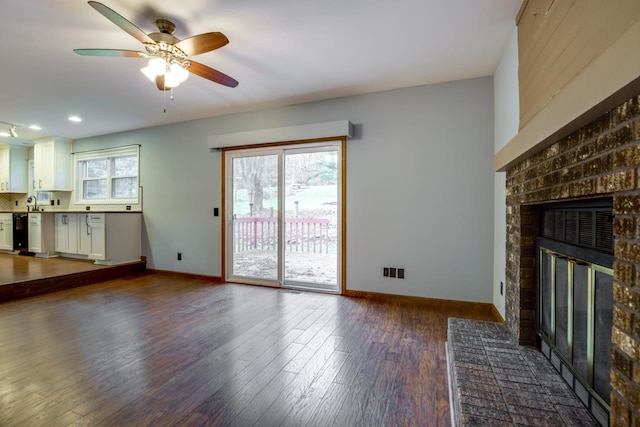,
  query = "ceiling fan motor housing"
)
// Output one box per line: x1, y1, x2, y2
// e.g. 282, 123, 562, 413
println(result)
155, 18, 176, 35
